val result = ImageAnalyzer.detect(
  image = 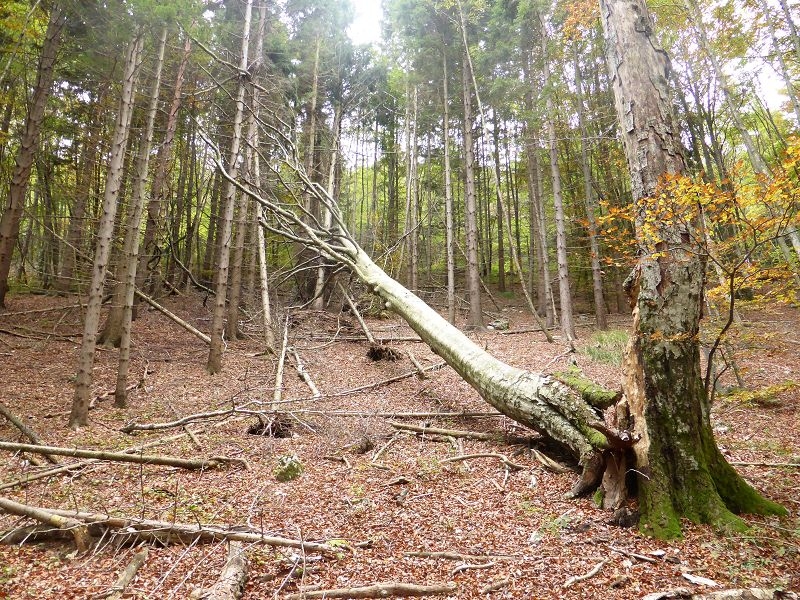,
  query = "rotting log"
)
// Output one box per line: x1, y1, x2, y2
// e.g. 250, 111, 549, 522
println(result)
0, 502, 333, 553
107, 547, 148, 600
284, 581, 457, 599
0, 441, 247, 470
201, 541, 248, 600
